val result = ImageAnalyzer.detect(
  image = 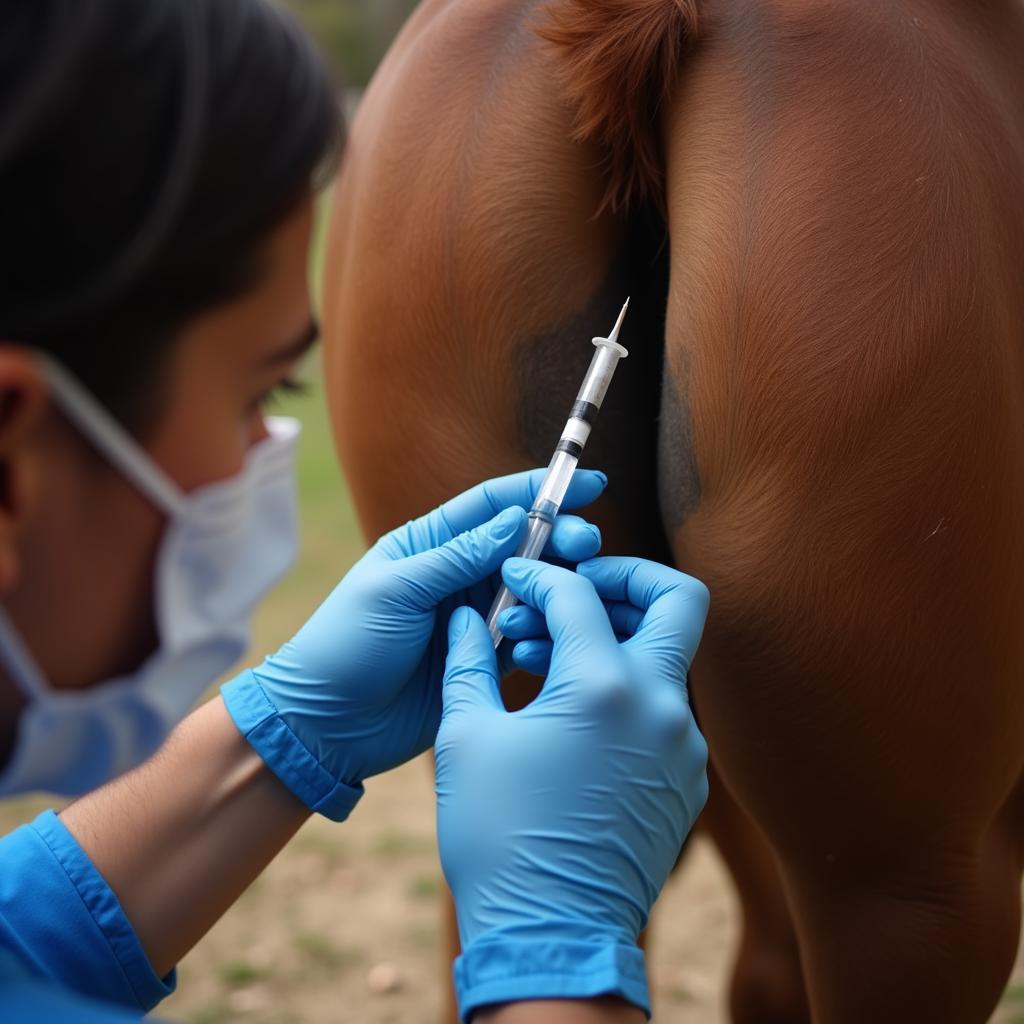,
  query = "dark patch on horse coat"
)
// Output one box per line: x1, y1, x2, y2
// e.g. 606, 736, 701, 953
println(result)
659, 350, 702, 534
517, 213, 677, 562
